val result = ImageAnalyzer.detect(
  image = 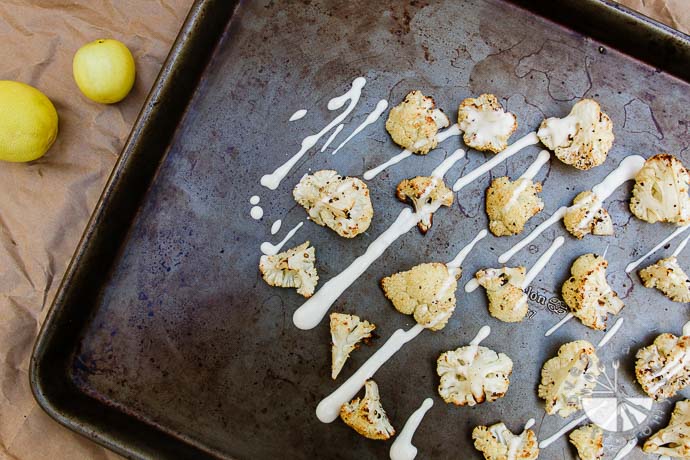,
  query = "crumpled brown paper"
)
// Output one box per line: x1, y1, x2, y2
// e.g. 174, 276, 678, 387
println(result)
0, 1, 685, 459
0, 1, 191, 459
